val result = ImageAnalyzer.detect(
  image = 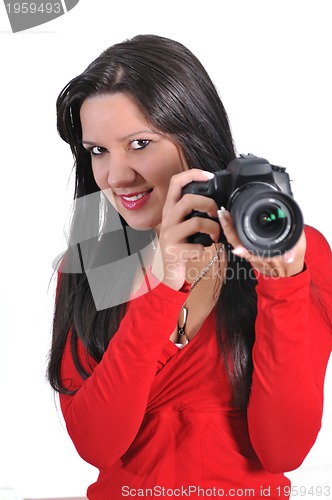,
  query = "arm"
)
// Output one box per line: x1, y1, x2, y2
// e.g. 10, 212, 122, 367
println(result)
59, 280, 189, 470
247, 226, 332, 472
